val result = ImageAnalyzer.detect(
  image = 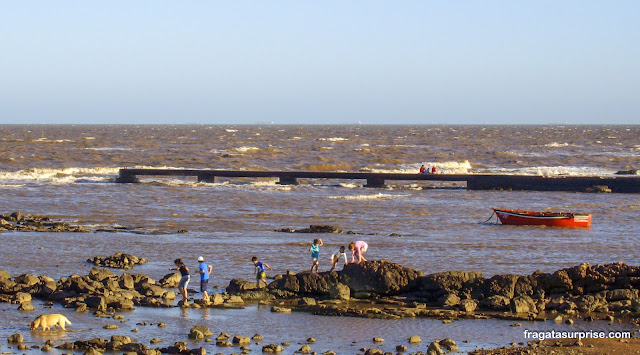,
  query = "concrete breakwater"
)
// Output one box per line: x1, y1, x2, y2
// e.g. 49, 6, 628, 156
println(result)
115, 168, 640, 193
